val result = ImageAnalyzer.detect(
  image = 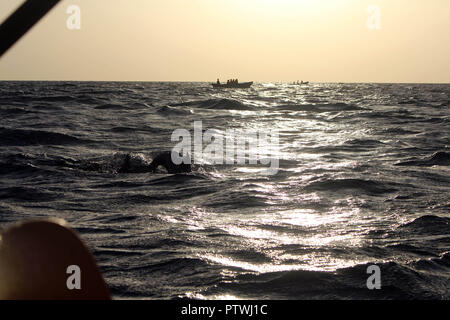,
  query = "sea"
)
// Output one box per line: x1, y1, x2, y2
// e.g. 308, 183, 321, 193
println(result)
0, 81, 449, 299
